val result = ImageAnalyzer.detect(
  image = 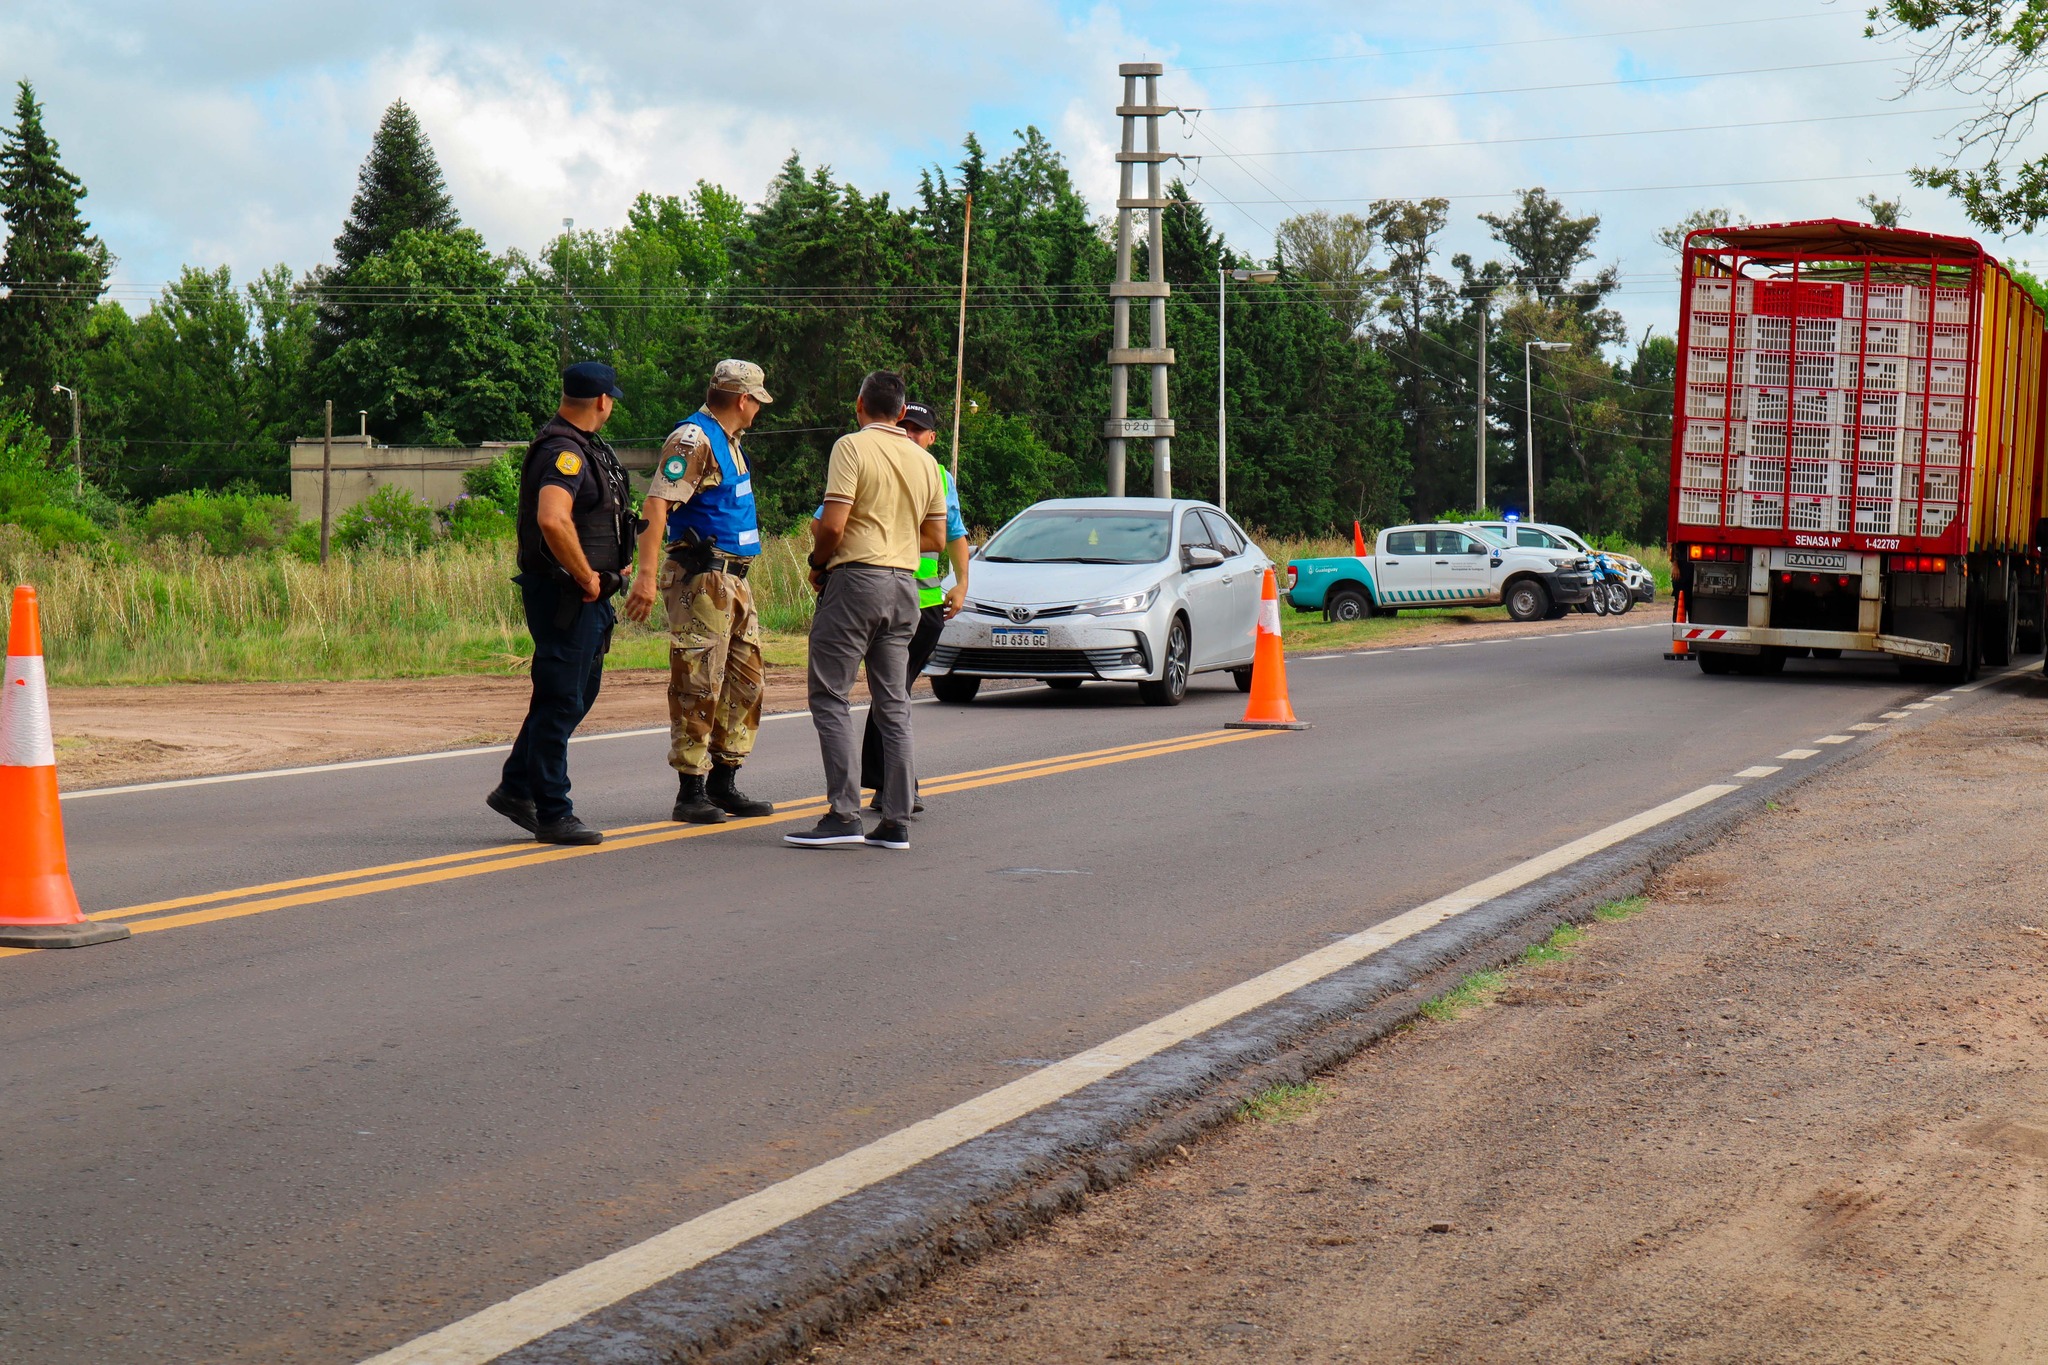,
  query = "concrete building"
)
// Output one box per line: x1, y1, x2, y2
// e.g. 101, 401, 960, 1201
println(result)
288, 439, 660, 527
